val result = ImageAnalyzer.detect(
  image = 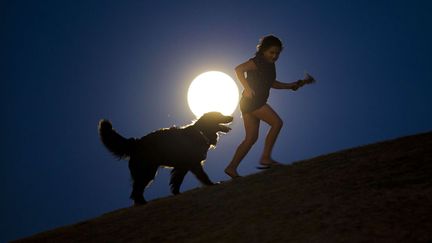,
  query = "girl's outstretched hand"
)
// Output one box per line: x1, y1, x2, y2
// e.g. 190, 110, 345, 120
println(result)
292, 73, 316, 90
